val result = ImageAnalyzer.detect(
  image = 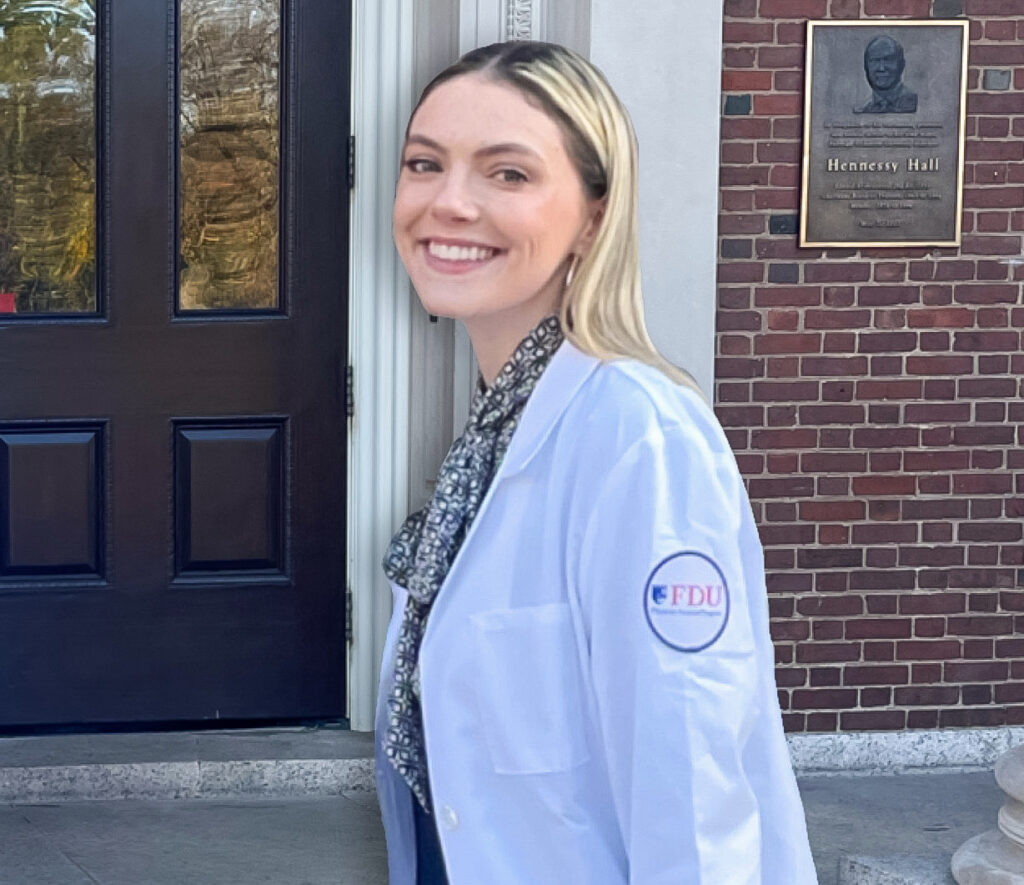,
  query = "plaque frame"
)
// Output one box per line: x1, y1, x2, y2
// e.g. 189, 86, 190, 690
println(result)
800, 20, 970, 249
